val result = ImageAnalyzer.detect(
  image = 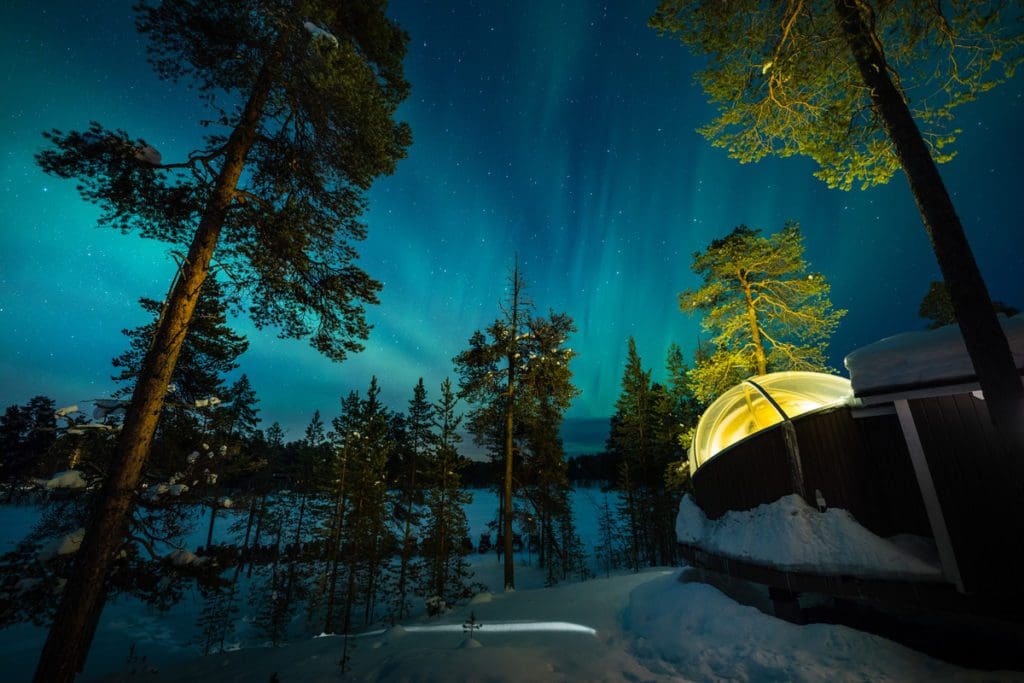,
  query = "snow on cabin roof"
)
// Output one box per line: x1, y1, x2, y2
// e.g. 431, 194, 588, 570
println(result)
844, 314, 1024, 397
